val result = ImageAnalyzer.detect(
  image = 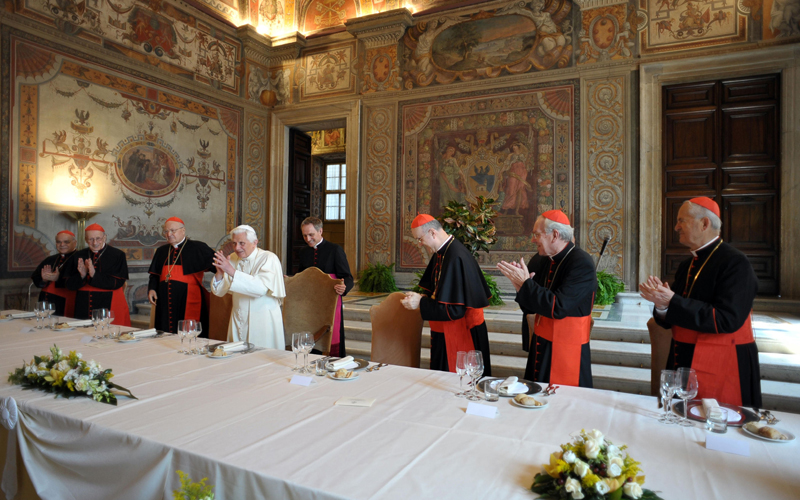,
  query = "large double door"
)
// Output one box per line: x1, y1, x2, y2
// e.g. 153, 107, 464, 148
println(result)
662, 74, 780, 295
